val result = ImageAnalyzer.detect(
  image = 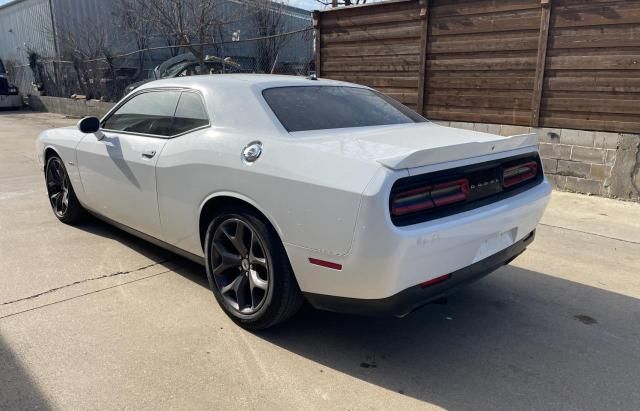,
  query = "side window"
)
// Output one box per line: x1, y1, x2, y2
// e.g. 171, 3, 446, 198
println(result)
103, 91, 180, 136
172, 92, 209, 134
